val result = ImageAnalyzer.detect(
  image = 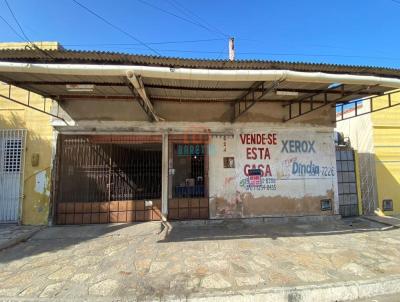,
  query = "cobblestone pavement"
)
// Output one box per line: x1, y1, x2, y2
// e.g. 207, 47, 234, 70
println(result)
0, 218, 399, 301
354, 293, 400, 301
0, 224, 42, 250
